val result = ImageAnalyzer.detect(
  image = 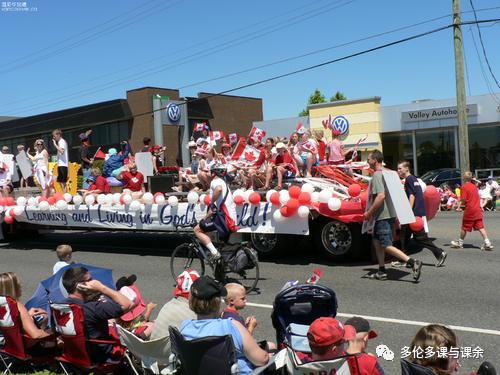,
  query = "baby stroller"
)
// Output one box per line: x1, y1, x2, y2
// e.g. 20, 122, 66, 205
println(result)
271, 283, 338, 352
